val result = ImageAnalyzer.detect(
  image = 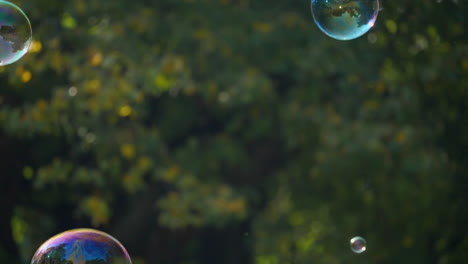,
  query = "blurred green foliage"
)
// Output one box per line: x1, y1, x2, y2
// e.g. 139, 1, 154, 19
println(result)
0, 0, 467, 263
